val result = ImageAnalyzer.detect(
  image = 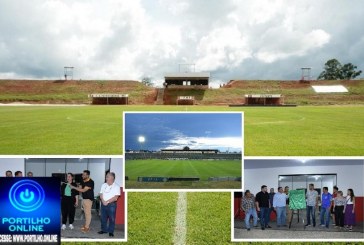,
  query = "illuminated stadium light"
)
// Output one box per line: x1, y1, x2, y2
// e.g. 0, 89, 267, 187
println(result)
138, 136, 145, 143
